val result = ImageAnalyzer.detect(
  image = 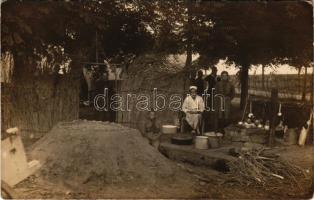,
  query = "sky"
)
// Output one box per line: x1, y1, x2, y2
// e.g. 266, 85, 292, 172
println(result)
215, 60, 313, 75
173, 54, 313, 76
